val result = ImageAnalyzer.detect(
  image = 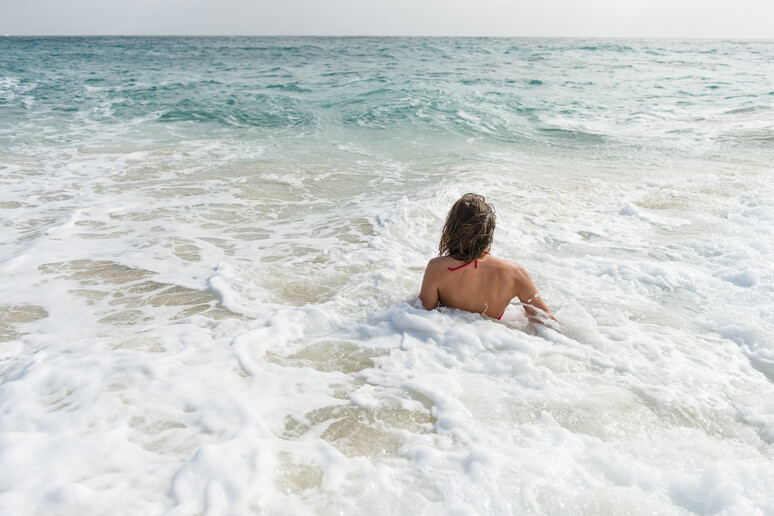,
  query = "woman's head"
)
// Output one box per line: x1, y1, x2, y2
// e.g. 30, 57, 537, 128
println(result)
439, 193, 496, 262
